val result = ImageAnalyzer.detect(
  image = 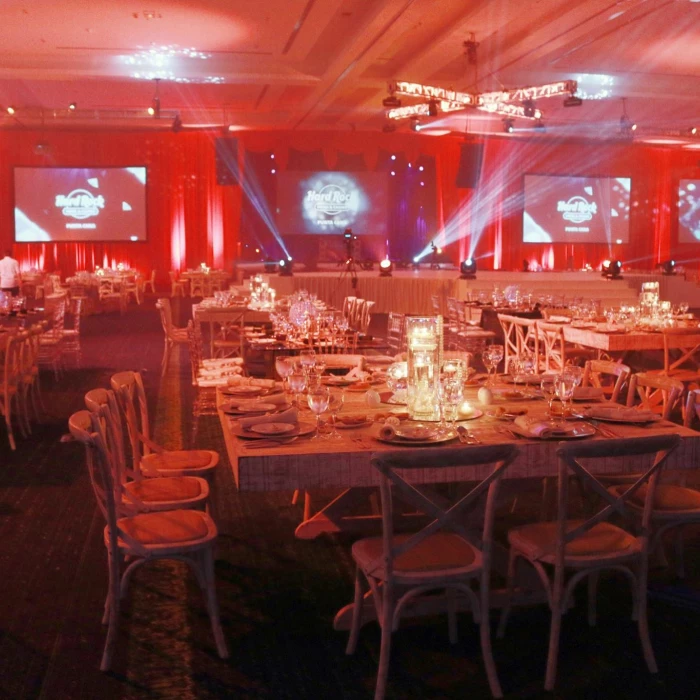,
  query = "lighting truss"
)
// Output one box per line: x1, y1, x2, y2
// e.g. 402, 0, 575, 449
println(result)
387, 79, 576, 122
